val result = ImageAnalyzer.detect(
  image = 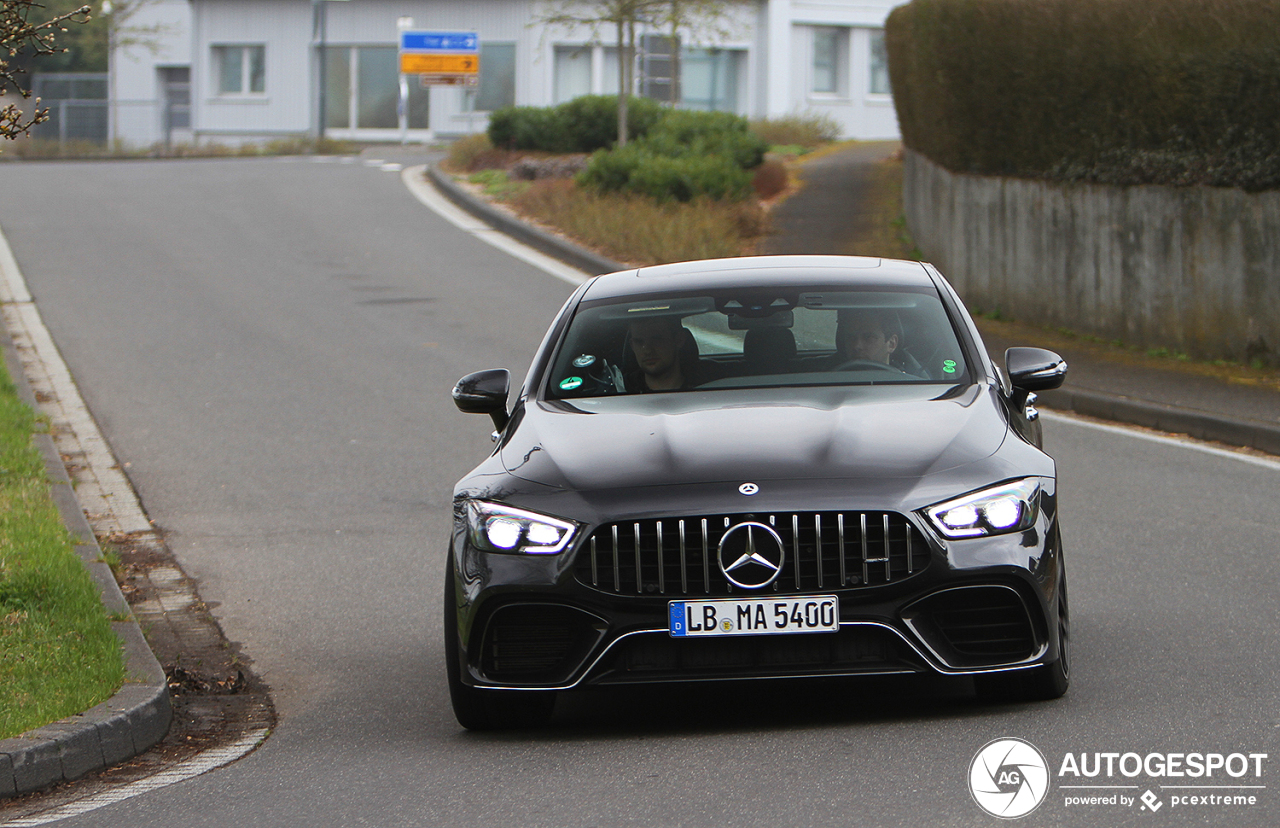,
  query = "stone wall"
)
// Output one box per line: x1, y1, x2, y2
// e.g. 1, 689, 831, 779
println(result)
903, 150, 1280, 363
